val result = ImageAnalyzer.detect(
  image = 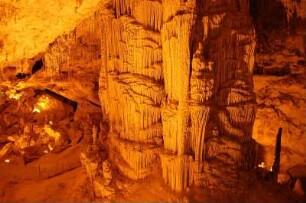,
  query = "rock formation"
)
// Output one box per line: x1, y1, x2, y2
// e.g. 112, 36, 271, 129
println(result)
251, 0, 306, 184
2, 0, 304, 200
0, 0, 102, 65
99, 0, 257, 192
